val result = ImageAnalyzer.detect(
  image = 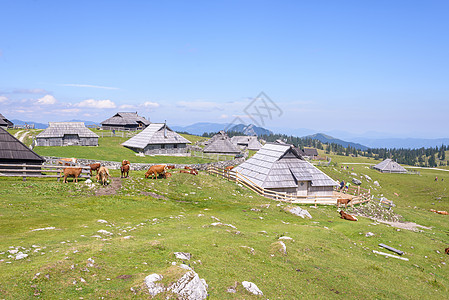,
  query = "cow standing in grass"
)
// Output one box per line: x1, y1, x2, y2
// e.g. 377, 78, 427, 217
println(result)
96, 166, 110, 186
89, 163, 101, 176
63, 167, 83, 183
145, 164, 167, 179
121, 160, 130, 178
